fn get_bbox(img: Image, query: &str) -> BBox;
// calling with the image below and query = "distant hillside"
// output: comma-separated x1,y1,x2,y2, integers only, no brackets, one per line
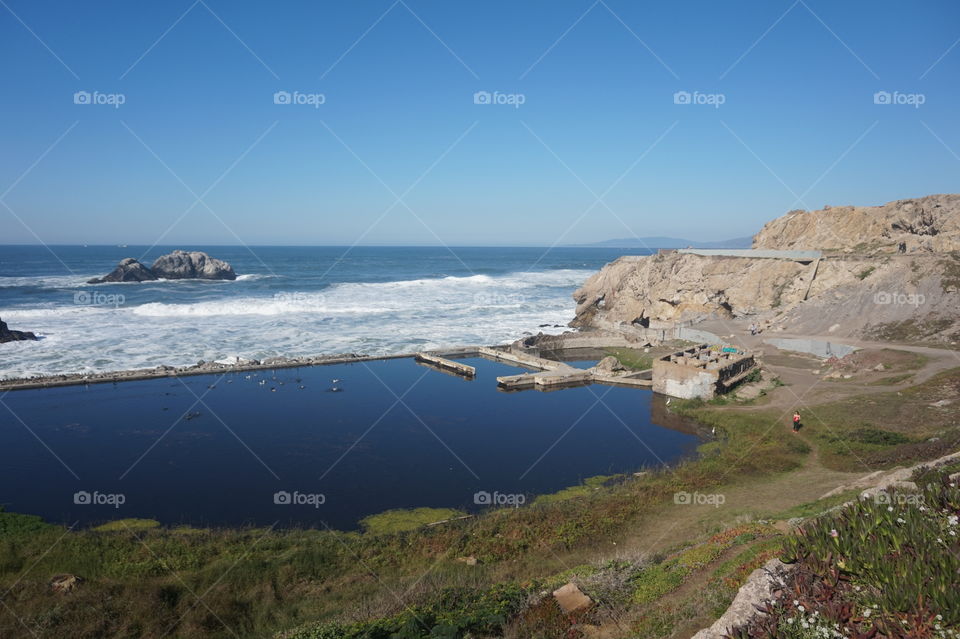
573,236,753,249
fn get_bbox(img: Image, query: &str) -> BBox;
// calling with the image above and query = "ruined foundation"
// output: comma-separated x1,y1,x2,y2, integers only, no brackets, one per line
652,344,757,400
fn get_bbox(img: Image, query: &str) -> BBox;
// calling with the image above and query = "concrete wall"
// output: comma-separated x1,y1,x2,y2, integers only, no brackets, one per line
653,359,719,399
675,327,723,344
763,338,858,359
676,249,823,261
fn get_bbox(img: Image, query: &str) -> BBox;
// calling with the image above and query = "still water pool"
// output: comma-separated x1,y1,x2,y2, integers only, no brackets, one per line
0,357,701,529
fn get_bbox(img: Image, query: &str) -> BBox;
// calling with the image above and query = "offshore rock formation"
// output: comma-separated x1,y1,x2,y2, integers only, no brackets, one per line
150,250,236,280
88,251,236,284
87,258,158,283
573,195,960,344
0,317,38,343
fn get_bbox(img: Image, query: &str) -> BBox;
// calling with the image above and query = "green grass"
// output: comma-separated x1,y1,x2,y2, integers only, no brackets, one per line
803,367,960,471
856,266,876,280
604,347,654,370
769,489,861,521
359,507,465,535
531,473,626,505
92,518,160,532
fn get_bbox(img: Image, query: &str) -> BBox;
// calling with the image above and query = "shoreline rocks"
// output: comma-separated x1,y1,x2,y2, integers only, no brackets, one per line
87,250,237,284
0,317,38,343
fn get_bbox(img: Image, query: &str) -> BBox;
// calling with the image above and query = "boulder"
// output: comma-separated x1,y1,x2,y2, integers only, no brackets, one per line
691,559,793,639
552,582,592,614
87,257,158,284
49,574,84,595
151,250,236,280
0,317,38,343
593,355,626,373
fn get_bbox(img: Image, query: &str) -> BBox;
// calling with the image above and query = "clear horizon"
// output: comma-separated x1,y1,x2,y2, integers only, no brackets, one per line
3,1,959,247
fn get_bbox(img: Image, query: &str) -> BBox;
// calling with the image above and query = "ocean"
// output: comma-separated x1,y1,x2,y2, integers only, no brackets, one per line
0,245,637,379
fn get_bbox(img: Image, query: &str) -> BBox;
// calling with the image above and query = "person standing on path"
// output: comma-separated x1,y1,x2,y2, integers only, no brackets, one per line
792,411,801,433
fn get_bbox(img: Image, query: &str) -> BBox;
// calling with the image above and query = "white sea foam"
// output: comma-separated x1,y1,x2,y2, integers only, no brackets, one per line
0,268,593,379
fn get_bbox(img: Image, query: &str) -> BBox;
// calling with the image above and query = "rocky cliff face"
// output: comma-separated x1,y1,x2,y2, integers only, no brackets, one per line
572,195,960,344
753,194,960,253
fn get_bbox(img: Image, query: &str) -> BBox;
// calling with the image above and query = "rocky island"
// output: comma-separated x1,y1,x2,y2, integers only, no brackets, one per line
0,316,37,343
87,250,236,284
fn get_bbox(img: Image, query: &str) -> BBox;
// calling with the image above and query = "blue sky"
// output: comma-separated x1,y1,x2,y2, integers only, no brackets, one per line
1,0,958,245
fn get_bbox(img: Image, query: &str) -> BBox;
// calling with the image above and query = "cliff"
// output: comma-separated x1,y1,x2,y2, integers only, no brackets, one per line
572,195,960,344
753,193,960,253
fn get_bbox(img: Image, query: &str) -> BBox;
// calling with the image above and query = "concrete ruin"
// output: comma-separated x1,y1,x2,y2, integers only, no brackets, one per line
652,344,757,400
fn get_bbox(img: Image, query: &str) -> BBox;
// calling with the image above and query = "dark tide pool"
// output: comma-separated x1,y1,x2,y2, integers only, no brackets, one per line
0,357,701,530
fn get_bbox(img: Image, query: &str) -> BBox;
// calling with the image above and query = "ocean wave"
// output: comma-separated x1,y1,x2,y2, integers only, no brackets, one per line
0,267,592,378
126,269,593,318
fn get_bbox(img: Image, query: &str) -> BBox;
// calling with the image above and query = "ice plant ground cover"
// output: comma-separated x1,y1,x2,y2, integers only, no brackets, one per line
730,466,960,638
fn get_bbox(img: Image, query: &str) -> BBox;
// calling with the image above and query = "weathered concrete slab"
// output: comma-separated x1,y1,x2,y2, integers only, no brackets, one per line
478,346,565,371
414,353,476,378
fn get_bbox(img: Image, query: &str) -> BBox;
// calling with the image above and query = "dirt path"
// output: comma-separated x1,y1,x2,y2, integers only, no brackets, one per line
613,440,858,560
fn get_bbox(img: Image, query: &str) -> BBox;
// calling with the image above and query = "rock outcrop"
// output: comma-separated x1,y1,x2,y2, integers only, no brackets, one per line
690,559,794,639
0,317,38,343
87,258,158,284
753,193,960,253
150,250,236,280
87,251,237,284
572,194,960,345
